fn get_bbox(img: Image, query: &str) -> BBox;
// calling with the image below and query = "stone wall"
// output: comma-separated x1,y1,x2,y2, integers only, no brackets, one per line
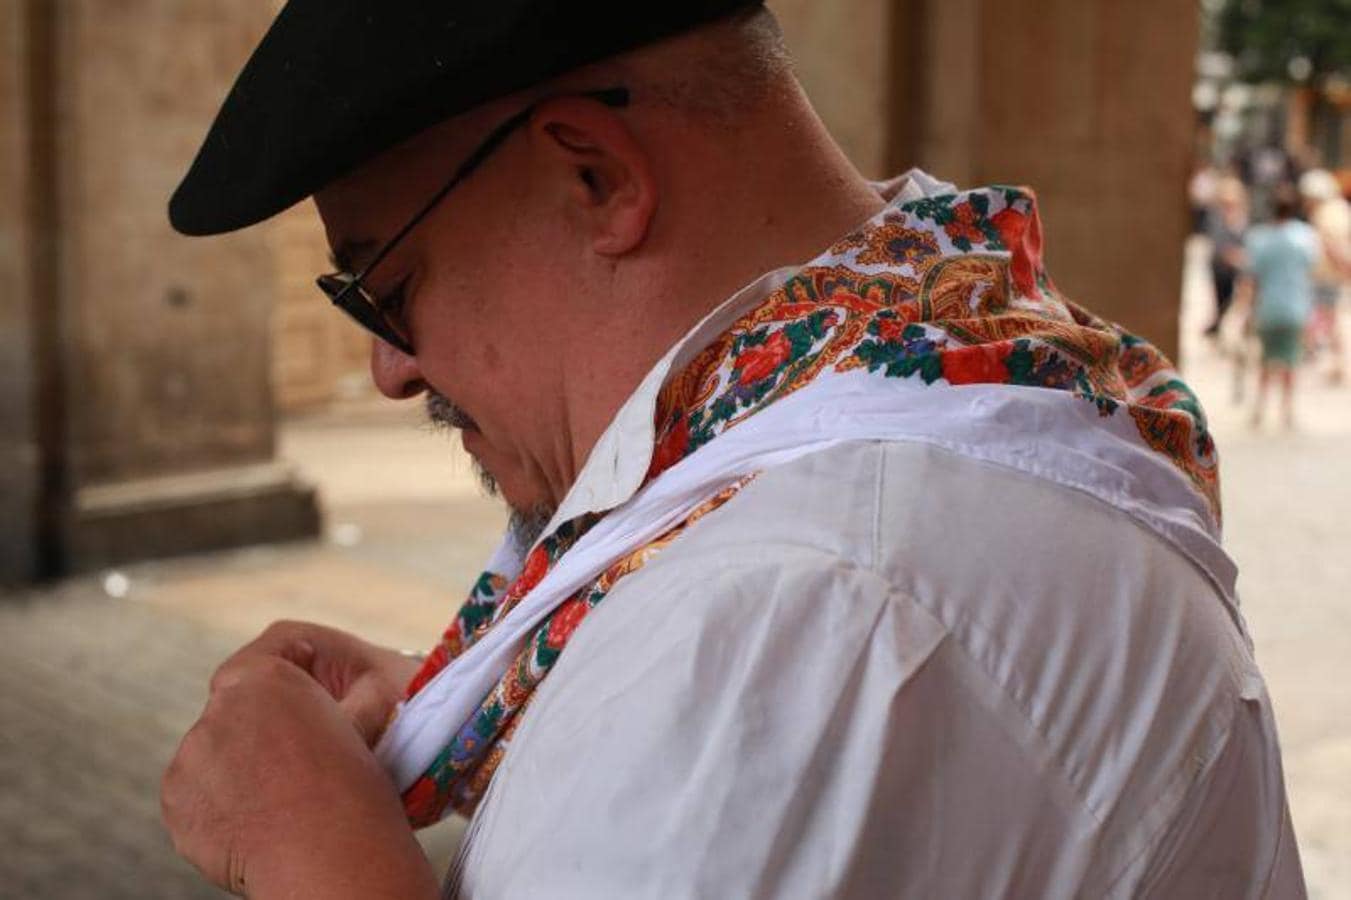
60,0,319,570
0,0,42,582
272,200,371,412
927,0,1196,357
56,1,280,483
2,0,319,581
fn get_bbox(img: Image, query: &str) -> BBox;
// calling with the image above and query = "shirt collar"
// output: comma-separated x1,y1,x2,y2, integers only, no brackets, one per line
546,169,958,529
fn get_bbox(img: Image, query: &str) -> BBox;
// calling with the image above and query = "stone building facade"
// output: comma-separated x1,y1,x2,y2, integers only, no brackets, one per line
0,0,1197,583
776,0,1197,355
2,0,319,583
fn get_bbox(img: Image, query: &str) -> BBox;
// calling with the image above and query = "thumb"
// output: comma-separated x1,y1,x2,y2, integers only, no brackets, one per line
338,673,399,747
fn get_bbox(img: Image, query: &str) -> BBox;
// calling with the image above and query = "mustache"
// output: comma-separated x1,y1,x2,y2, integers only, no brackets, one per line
424,389,498,497
424,390,478,431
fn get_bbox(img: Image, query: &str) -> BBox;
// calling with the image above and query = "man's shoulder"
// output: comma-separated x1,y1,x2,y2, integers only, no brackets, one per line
461,440,1277,898
634,437,1221,604
584,437,1245,713
610,434,1251,743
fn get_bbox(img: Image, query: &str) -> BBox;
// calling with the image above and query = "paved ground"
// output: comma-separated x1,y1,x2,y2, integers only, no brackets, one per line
1,239,1347,898
0,403,502,899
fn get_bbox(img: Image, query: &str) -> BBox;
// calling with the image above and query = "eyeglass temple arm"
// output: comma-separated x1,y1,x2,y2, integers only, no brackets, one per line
351,87,631,284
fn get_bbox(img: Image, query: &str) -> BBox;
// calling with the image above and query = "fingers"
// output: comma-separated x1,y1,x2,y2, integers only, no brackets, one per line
212,620,363,698
339,673,399,746
243,619,328,671
336,647,424,746
209,620,314,693
162,646,398,896
207,620,418,747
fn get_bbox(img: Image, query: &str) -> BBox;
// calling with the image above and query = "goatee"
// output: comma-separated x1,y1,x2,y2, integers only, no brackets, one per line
425,389,555,553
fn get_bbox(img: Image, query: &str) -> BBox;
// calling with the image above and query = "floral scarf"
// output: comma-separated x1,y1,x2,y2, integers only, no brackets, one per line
391,179,1217,827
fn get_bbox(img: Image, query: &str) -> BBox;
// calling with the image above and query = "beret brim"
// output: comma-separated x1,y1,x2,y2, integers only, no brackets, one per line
169,0,764,236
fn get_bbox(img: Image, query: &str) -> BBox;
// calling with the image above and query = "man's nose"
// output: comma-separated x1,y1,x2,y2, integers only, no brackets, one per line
370,338,426,399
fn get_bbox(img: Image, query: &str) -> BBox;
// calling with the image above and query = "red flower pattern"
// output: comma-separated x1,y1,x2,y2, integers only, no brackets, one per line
990,206,1043,298
545,597,590,648
648,414,691,479
405,642,451,697
944,202,985,244
733,330,792,386
876,317,906,343
941,342,1013,385
517,545,550,591
402,777,440,822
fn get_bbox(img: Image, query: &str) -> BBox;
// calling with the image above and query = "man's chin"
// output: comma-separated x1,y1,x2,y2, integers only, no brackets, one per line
467,459,554,554
426,391,555,551
507,506,554,555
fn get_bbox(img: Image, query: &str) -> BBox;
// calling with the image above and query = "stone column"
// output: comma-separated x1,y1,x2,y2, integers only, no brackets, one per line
2,0,318,581
898,0,1197,357
773,0,1197,358
925,0,1195,358
770,0,894,178
271,201,372,412
0,0,47,583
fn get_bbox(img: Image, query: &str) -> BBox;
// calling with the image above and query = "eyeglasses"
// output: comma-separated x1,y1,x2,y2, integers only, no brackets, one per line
316,86,632,356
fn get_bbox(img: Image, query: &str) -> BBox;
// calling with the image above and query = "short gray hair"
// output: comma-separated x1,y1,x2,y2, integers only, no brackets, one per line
638,7,792,120
545,7,793,125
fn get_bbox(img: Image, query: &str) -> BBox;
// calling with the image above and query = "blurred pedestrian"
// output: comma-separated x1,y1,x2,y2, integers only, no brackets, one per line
1299,168,1351,383
1205,174,1249,337
1188,160,1218,234
1242,188,1320,428
1237,140,1298,222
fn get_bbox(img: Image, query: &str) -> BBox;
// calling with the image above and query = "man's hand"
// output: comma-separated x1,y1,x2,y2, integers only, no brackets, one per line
161,622,437,898
229,620,424,745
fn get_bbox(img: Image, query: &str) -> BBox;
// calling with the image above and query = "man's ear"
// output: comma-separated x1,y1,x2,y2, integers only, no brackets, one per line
529,97,658,257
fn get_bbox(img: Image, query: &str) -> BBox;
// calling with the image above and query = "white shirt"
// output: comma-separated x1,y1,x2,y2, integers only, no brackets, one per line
438,173,1304,898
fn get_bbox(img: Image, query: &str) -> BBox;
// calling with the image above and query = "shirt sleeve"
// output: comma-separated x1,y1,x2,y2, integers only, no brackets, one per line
451,543,1104,899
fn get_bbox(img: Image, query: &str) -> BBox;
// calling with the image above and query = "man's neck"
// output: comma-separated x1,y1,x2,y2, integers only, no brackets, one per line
667,88,886,317
555,83,886,505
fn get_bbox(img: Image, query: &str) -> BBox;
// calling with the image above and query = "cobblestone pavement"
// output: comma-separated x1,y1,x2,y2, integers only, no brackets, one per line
0,589,240,899
0,402,496,900
1,240,1347,898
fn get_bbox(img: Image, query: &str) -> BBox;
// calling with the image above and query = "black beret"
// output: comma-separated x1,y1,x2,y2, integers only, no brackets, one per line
169,0,765,236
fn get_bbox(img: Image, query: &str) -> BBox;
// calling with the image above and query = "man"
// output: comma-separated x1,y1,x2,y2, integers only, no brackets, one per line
161,3,1305,897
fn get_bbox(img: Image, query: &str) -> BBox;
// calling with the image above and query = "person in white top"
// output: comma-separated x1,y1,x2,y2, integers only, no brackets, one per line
1299,169,1351,383
160,4,1305,898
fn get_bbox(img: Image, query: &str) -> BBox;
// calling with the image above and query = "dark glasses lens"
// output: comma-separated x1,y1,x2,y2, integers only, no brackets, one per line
316,273,414,355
